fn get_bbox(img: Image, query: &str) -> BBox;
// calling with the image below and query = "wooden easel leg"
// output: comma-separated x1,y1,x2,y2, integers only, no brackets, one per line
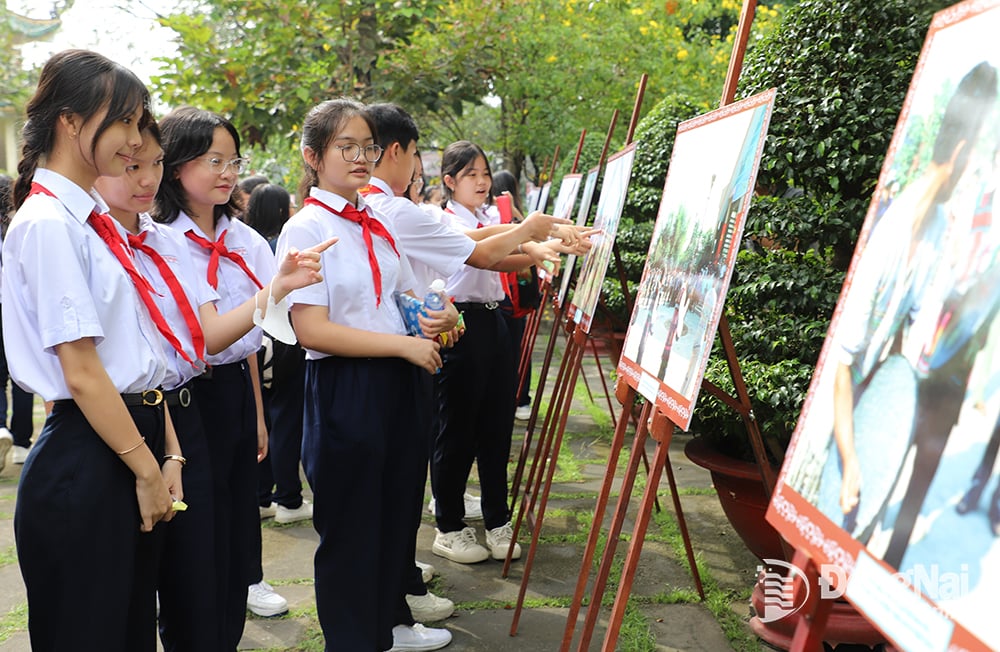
510,338,586,630
575,404,652,652
558,388,637,651
509,308,566,510
788,549,831,652
507,331,577,577
600,438,670,652
662,446,705,599
589,337,617,430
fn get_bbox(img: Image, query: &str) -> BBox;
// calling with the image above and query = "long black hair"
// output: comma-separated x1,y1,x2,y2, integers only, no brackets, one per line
14,49,151,209
244,183,291,241
153,106,243,224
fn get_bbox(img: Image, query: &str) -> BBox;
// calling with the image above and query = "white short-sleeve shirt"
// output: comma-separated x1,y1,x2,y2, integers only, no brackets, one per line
276,187,415,360
128,213,219,389
1,168,168,400
440,201,505,303
364,177,475,295
167,211,277,365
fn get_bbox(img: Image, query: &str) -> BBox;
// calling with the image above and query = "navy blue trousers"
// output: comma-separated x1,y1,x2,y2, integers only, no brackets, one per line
303,356,424,652
14,400,165,652
257,342,307,510
157,383,220,652
193,361,259,650
433,307,516,533
0,304,35,447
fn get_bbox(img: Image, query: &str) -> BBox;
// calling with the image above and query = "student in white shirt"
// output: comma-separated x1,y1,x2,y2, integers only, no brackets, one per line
153,106,288,649
5,49,179,652
278,97,451,652
96,122,329,651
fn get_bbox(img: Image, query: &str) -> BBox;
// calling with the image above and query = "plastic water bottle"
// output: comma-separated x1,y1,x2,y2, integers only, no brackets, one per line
423,279,446,312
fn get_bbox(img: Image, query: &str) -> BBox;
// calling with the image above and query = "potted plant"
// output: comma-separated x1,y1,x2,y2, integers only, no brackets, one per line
681,0,955,648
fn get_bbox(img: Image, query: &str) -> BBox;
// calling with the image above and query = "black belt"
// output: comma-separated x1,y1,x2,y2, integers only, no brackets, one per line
454,301,500,311
164,385,193,408
54,388,164,408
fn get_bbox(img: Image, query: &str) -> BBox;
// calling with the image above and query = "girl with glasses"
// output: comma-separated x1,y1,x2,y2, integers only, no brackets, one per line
152,106,293,649
277,98,444,651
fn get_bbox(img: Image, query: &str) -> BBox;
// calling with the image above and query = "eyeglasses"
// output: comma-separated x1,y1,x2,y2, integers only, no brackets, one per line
199,156,250,175
334,143,383,163
408,177,425,191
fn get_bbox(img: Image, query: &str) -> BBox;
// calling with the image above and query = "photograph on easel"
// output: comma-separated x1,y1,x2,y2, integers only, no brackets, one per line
618,90,776,429
558,166,600,308
770,2,1000,650
569,145,637,333
539,172,582,285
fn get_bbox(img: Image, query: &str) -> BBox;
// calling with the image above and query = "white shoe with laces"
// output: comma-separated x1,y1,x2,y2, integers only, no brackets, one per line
388,623,452,651
432,527,489,564
405,591,454,622
485,521,522,561
0,428,11,474
275,499,313,524
247,580,288,617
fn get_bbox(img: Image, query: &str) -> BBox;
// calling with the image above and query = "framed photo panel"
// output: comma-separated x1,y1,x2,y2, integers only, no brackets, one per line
558,166,600,307
540,173,583,284
618,89,776,429
768,2,1000,650
569,145,637,333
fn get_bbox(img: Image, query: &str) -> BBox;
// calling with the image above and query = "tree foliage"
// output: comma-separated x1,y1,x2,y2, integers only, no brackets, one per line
152,0,449,149
690,0,954,461
152,0,780,183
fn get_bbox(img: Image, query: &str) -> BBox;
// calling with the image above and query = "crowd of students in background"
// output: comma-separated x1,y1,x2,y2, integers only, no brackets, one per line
0,49,591,652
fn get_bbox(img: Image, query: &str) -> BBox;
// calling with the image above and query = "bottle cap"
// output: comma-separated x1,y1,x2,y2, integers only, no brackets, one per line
430,279,445,293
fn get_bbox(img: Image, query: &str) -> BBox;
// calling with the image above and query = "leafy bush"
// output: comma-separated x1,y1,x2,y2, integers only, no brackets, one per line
689,0,950,462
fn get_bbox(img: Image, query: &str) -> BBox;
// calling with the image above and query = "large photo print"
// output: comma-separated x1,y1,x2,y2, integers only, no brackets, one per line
770,3,1000,650
619,90,775,429
570,145,636,333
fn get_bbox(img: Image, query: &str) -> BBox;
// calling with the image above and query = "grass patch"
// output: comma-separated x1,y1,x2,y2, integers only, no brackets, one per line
0,545,17,569
617,602,658,652
551,445,585,484
0,602,27,643
650,506,762,652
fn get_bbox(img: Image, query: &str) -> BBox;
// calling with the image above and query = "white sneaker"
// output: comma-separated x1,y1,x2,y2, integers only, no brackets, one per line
275,500,313,524
0,428,12,474
388,623,452,651
514,405,531,421
405,591,454,622
415,559,436,584
462,493,483,521
432,527,489,564
247,580,288,617
485,521,521,561
12,445,29,465
427,493,483,521
259,502,277,520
